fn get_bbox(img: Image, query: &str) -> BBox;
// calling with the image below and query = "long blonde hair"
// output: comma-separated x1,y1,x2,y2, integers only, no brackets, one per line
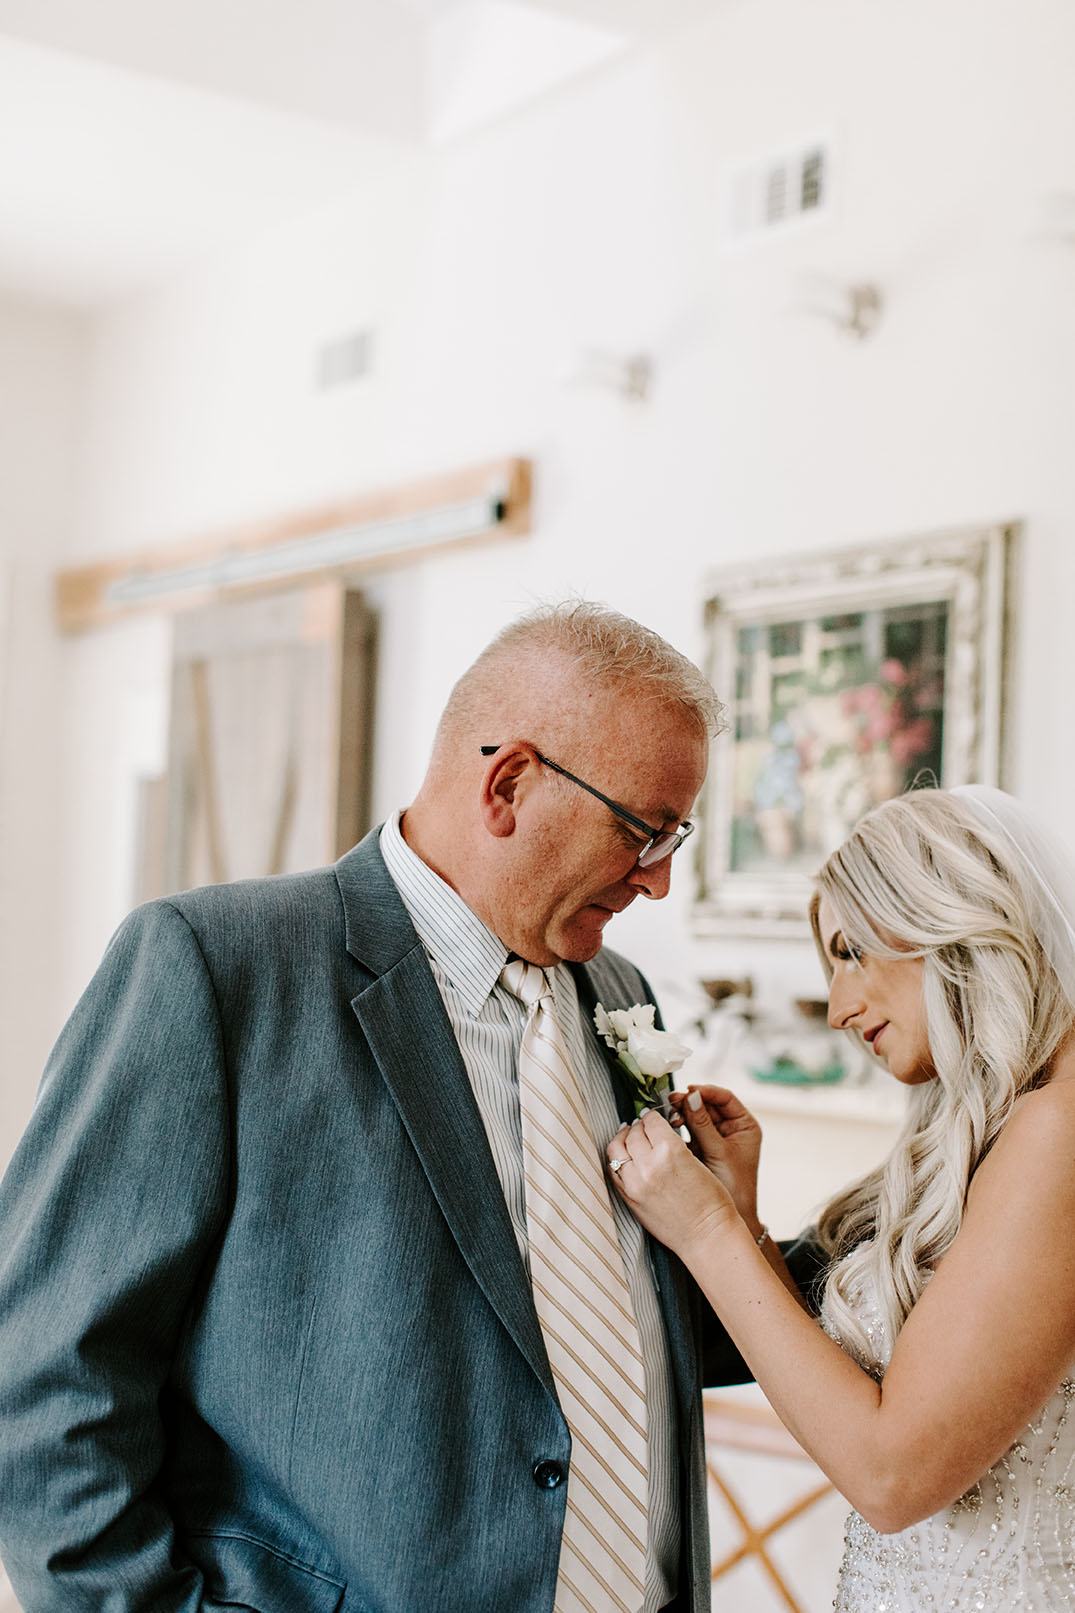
811,788,1074,1365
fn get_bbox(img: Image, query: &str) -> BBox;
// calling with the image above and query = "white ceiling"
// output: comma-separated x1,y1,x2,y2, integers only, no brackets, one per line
0,0,711,309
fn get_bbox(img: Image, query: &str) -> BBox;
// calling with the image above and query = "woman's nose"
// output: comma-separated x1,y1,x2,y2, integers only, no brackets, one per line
828,979,866,1030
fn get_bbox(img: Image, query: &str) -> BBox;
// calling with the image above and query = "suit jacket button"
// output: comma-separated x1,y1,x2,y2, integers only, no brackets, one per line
533,1459,565,1489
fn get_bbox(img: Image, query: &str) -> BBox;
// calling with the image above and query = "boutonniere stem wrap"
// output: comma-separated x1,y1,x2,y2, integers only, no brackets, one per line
594,1002,692,1120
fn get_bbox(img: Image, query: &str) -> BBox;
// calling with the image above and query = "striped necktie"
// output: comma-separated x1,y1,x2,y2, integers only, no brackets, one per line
500,958,648,1613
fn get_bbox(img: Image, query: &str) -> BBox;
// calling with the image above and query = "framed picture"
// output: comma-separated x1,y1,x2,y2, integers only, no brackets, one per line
695,524,1018,936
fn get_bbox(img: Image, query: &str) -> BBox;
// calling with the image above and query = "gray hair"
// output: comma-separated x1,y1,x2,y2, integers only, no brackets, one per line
811,787,1074,1366
436,599,726,752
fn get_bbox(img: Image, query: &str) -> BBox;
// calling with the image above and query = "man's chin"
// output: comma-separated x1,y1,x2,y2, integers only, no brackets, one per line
557,936,604,964
556,909,614,963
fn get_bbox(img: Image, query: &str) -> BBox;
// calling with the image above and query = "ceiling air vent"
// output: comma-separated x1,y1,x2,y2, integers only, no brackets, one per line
726,141,832,243
316,328,374,390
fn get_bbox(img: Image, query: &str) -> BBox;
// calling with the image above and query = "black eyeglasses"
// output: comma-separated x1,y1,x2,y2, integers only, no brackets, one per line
480,745,694,868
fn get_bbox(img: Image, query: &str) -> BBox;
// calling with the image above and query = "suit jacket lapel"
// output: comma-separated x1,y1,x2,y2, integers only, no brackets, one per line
569,960,638,1125
336,833,555,1400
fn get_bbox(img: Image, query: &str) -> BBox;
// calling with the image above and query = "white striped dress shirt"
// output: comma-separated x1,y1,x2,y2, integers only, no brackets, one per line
380,812,679,1612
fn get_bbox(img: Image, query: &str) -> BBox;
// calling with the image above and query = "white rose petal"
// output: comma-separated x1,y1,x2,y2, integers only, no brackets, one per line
604,1009,631,1043
626,1024,692,1078
606,1004,655,1044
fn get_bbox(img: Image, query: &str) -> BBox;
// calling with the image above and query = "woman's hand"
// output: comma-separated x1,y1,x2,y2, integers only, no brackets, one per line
606,1111,741,1259
667,1085,763,1236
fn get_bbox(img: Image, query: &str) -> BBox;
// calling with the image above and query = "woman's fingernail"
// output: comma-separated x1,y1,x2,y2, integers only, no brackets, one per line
688,1090,703,1111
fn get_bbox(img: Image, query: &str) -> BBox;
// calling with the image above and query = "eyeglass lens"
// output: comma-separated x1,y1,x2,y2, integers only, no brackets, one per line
636,827,691,868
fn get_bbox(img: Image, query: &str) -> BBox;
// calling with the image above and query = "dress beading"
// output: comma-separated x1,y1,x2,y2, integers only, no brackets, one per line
821,1261,1075,1610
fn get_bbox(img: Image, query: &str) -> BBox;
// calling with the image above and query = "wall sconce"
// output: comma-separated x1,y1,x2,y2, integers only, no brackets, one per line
788,273,884,340
561,348,653,400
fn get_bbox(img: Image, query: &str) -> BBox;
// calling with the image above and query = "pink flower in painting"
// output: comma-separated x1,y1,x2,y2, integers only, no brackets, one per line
889,717,934,766
865,710,896,743
835,660,936,780
815,651,938,819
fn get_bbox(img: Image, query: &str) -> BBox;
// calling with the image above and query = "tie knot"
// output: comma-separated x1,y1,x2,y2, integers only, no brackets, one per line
499,957,552,1011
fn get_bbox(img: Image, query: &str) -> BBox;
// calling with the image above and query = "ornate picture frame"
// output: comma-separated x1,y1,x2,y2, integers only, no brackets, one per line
694,523,1018,937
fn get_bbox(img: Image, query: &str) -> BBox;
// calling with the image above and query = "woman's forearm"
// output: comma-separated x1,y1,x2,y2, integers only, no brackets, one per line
749,1224,813,1309
679,1218,915,1529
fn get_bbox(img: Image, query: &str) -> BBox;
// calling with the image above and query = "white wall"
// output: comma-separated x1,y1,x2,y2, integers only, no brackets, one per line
0,298,86,1151
5,0,1075,1223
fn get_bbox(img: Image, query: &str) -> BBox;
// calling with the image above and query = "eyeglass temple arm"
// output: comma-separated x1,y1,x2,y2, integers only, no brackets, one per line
479,744,660,838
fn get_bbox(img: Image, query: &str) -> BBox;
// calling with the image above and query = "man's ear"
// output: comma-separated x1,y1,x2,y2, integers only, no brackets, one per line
479,744,537,839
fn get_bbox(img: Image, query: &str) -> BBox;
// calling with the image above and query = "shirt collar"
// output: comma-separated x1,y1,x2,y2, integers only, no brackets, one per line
379,811,509,1016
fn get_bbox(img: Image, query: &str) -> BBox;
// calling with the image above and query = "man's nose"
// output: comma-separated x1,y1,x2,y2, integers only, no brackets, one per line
627,853,674,901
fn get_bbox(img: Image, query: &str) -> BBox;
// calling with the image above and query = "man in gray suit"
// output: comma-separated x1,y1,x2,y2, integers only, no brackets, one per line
0,601,812,1612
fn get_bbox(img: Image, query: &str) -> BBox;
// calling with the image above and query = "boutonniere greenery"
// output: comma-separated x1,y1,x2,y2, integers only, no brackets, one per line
594,1002,692,1120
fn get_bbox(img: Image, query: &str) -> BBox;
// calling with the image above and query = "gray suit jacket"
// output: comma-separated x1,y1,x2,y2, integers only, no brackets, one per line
0,830,802,1612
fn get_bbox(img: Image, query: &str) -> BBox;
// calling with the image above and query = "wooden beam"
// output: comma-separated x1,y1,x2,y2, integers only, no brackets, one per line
56,456,531,633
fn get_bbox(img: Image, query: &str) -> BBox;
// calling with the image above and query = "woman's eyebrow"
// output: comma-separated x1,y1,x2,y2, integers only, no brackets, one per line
828,929,844,957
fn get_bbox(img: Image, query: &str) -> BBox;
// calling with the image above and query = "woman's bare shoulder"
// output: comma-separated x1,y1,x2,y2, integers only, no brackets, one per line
975,1073,1075,1197
1011,1064,1075,1128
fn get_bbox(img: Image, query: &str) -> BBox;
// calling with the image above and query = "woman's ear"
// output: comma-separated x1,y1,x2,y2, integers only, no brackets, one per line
479,743,537,839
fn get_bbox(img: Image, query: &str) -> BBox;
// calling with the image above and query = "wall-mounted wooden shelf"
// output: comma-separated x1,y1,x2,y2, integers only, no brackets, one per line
56,456,531,633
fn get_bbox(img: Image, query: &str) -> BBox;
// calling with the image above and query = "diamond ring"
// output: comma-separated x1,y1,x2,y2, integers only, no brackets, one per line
608,1157,629,1174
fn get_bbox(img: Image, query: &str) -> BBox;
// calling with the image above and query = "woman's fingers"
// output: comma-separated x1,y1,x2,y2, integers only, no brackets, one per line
606,1124,633,1195
702,1085,758,1129
607,1121,631,1158
606,1114,682,1194
627,1111,671,1157
668,1089,726,1162
670,1084,758,1136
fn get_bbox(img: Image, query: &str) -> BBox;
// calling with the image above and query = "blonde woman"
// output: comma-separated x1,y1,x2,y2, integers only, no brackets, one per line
608,785,1075,1611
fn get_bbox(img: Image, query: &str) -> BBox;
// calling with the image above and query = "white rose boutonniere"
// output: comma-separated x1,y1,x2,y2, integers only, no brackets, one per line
594,1002,693,1119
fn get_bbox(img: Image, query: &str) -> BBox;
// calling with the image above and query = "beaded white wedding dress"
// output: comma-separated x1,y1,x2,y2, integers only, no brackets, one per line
822,1268,1075,1610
